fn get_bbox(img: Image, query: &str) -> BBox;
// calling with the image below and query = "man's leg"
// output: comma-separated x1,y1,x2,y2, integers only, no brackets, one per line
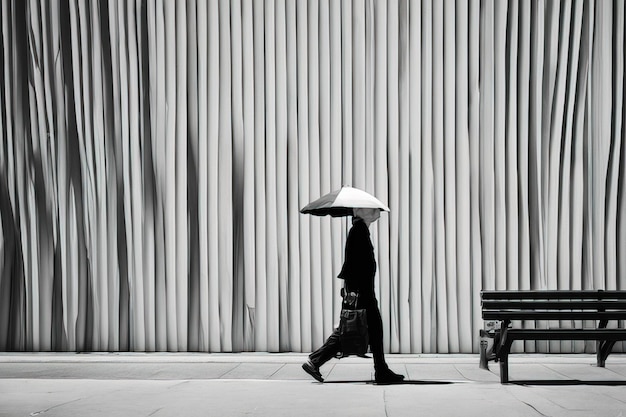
309,328,342,367
366,303,405,383
365,303,386,369
303,329,342,382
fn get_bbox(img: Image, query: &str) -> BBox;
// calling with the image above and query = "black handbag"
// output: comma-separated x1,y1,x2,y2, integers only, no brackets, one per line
338,288,369,357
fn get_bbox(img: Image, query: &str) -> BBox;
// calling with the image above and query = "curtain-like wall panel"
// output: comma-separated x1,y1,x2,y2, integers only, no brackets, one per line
1,0,625,354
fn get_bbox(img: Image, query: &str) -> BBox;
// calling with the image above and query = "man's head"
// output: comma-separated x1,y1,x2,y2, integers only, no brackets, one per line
353,208,381,227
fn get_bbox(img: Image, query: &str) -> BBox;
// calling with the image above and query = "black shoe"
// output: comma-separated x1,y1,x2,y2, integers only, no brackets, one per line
375,368,405,384
302,360,324,382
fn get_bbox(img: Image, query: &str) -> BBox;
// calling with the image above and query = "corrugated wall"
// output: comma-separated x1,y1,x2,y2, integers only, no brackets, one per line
0,0,624,353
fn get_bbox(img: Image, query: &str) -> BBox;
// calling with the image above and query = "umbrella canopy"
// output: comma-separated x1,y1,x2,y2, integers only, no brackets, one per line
300,186,390,217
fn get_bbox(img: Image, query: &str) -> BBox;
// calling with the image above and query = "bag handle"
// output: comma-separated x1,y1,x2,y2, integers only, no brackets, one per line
341,281,359,309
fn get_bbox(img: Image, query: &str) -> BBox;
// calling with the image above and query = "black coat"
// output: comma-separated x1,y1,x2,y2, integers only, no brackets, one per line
337,219,376,301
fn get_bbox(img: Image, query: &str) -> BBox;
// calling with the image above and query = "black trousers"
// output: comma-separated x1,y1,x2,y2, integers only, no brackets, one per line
308,298,387,370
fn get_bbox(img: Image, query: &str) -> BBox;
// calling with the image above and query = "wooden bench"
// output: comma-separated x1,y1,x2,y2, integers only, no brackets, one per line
480,290,626,383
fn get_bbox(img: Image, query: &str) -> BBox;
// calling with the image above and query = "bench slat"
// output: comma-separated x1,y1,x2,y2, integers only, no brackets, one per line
481,290,626,300
482,300,626,310
507,328,626,341
482,310,626,320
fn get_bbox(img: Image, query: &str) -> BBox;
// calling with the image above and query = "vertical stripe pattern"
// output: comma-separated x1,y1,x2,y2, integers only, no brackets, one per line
0,0,625,353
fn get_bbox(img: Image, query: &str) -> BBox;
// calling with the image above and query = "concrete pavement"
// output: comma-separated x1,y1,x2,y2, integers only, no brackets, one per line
1,353,626,416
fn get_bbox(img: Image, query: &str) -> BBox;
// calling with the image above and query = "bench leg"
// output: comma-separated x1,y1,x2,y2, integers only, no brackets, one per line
499,356,509,383
479,330,490,370
480,340,489,369
498,339,513,384
597,341,616,367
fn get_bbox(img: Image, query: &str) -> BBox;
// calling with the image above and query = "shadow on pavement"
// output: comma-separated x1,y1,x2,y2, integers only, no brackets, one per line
510,380,626,386
323,380,455,385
